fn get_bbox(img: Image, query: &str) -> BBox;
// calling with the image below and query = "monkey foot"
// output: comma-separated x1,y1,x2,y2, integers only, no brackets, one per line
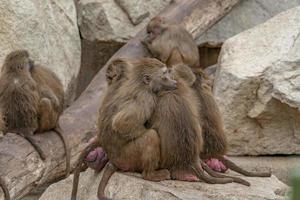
85,147,108,172
205,157,228,173
171,169,199,182
143,169,171,181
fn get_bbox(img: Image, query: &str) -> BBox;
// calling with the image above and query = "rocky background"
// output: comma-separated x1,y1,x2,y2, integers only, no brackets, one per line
0,0,300,199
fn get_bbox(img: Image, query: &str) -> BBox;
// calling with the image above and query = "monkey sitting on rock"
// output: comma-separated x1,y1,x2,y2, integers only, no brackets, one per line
143,16,271,178
72,58,178,200
0,50,70,200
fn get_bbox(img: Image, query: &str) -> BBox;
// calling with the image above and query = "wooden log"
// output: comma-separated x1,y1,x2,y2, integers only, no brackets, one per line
0,0,240,199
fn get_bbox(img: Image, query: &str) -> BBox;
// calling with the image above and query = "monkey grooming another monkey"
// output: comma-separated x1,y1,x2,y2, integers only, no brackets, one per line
148,63,233,184
143,17,271,178
0,50,70,177
72,58,177,200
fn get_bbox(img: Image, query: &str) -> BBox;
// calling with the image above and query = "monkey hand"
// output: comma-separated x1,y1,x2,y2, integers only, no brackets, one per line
85,147,108,172
205,157,228,173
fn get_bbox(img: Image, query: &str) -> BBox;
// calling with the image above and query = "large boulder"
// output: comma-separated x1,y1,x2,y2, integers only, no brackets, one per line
0,0,81,104
77,0,171,42
196,0,300,46
214,6,300,155
75,0,171,96
39,169,288,200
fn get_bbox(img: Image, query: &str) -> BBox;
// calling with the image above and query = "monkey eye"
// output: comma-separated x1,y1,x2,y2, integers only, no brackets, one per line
143,75,151,84
161,76,167,81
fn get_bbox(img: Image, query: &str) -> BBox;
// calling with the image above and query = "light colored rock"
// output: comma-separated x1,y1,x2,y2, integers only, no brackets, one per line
77,0,171,42
115,0,149,25
230,156,300,185
196,0,300,46
0,0,81,104
39,168,288,200
214,6,300,155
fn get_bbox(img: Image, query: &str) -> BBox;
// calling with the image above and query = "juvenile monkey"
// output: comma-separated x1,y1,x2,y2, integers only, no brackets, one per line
143,17,271,178
72,58,177,200
143,16,199,68
0,50,70,176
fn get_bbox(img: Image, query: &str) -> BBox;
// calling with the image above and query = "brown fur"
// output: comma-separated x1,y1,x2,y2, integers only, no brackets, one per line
144,18,271,179
0,50,70,176
72,58,177,200
192,69,227,158
143,17,199,68
148,64,233,184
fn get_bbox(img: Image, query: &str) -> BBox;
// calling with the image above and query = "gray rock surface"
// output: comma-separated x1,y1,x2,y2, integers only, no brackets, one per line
214,6,300,155
39,168,288,200
197,0,300,46
77,0,171,42
0,0,81,104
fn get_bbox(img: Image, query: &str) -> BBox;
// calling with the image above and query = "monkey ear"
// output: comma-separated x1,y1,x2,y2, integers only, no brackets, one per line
143,75,151,85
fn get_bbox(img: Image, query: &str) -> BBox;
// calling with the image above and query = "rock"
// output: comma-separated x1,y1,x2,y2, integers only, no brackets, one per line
0,0,81,105
77,0,171,42
75,0,170,97
196,0,300,46
230,156,300,185
115,0,149,25
75,40,123,97
214,6,300,155
39,169,288,200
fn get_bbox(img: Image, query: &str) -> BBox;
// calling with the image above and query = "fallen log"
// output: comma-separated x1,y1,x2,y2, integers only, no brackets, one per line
0,0,240,199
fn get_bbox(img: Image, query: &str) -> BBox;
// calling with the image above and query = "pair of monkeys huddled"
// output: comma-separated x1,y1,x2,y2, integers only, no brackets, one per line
0,50,70,200
71,17,271,200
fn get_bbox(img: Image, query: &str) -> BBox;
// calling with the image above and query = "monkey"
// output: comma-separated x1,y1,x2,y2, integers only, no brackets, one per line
147,63,248,185
143,17,271,178
0,50,70,177
30,60,70,177
143,16,199,68
71,58,178,200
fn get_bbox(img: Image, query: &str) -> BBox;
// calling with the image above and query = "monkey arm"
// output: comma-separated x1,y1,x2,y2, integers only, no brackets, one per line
112,103,151,139
39,86,60,109
173,63,196,86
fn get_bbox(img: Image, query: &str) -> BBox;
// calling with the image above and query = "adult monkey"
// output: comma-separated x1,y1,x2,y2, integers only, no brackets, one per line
71,58,178,200
143,16,271,177
0,50,70,175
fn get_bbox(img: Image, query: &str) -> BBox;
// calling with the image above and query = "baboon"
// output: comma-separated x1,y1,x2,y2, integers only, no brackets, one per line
0,50,70,177
143,16,199,68
143,17,271,178
72,58,177,200
148,63,242,184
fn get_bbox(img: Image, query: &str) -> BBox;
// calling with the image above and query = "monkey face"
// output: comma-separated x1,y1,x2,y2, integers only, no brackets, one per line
2,50,32,74
146,17,166,41
148,67,177,93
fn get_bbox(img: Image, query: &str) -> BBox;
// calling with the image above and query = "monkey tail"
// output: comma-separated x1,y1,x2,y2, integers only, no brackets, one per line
71,141,99,200
23,135,46,160
53,126,71,178
0,176,10,200
217,156,271,177
200,161,250,186
191,159,233,184
97,162,117,200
